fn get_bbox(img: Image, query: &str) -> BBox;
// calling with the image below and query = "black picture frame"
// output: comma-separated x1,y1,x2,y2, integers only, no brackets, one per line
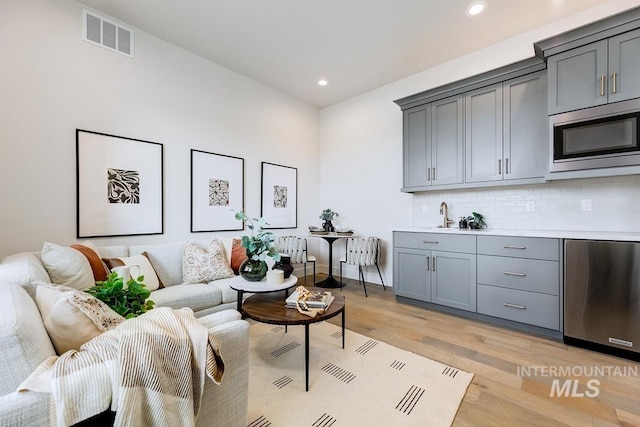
76,129,164,238
190,149,245,232
260,162,297,229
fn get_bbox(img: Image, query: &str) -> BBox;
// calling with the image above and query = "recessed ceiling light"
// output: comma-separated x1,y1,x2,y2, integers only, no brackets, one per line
466,1,487,16
318,79,328,86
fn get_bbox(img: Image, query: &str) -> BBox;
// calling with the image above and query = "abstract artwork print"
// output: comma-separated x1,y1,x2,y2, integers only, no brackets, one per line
273,185,287,208
209,179,230,206
107,168,140,204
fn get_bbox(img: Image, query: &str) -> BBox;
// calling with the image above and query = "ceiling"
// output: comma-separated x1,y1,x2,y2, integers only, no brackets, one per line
78,0,618,108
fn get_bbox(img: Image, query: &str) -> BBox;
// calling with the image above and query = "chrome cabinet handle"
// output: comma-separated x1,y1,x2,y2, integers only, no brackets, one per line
505,158,509,174
432,257,436,272
422,240,439,244
600,75,605,96
504,245,526,250
498,159,502,174
612,72,617,94
427,167,431,181
433,167,436,181
504,302,526,310
426,256,430,271
504,272,526,277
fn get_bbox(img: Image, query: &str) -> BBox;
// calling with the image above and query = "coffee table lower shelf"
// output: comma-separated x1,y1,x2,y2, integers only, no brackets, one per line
241,289,345,391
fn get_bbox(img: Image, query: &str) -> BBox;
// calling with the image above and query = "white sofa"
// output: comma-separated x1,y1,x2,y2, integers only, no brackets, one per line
0,238,251,426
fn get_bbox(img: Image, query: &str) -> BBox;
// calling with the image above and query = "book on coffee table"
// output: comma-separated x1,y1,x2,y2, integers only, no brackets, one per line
285,289,334,309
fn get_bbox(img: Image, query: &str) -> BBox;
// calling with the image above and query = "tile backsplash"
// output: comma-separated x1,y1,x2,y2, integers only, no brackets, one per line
412,175,640,233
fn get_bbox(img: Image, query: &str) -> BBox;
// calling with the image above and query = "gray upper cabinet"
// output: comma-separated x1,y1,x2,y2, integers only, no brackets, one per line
465,83,503,183
431,96,464,185
402,96,463,189
403,105,430,188
503,72,548,180
465,71,547,183
547,28,640,115
608,29,640,104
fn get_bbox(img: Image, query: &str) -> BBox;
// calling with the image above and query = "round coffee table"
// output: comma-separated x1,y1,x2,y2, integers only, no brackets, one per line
242,288,346,391
229,274,298,312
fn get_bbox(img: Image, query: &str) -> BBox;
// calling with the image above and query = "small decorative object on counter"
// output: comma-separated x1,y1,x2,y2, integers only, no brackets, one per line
234,211,281,281
458,217,468,229
272,254,294,278
319,209,339,232
465,212,487,229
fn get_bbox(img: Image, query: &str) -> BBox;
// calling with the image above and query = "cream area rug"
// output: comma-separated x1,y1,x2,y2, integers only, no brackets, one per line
247,321,473,426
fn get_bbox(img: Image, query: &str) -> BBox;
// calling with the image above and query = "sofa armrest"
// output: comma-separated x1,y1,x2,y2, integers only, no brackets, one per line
197,309,242,330
196,319,250,427
0,390,50,426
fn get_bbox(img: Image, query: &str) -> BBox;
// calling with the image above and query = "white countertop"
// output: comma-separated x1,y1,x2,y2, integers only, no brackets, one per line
392,227,640,242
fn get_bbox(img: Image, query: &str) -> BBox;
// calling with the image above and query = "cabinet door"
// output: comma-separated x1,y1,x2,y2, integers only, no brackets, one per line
393,248,430,301
465,83,503,183
608,28,640,104
431,96,463,185
431,251,476,312
547,40,608,114
403,105,431,188
503,71,548,180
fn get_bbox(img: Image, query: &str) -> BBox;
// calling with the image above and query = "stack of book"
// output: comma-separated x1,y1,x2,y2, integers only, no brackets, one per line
285,289,334,310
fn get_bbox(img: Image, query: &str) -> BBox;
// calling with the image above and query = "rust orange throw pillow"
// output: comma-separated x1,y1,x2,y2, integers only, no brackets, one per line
231,238,248,275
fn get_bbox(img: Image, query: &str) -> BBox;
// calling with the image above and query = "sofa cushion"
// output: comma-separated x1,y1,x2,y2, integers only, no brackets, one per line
41,242,94,290
129,243,184,287
0,285,56,395
209,277,241,304
150,284,223,313
34,282,124,354
0,252,51,295
183,240,234,284
102,253,163,291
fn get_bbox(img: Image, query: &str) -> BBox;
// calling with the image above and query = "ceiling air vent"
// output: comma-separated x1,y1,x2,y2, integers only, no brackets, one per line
82,9,134,58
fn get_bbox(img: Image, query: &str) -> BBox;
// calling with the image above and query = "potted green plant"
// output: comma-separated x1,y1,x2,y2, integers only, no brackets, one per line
319,209,339,232
85,272,155,319
234,211,281,281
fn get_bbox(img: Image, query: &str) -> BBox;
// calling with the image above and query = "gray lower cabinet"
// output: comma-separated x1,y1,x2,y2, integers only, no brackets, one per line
476,235,561,331
393,232,561,332
548,28,640,115
393,232,476,312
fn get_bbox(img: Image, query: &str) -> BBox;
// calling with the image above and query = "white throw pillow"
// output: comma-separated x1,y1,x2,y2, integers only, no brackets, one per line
34,281,124,354
102,254,162,291
183,239,235,284
41,242,95,290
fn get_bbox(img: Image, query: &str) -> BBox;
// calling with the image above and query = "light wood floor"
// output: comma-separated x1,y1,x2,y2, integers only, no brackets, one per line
307,274,640,427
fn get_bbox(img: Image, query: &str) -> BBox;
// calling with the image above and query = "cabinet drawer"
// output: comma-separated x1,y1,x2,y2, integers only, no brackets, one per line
477,284,559,330
477,255,559,295
394,232,475,253
477,235,559,260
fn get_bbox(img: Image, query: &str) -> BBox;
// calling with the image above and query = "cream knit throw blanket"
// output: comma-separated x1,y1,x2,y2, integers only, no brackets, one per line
20,307,224,427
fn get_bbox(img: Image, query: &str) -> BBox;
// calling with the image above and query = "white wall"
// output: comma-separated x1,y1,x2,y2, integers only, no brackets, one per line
320,0,640,286
0,0,321,260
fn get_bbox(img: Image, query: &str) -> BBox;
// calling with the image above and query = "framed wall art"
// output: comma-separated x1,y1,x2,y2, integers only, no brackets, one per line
261,162,297,229
191,149,244,232
76,129,164,238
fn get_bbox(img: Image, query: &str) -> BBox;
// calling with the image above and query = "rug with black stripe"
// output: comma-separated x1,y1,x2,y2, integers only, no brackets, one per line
247,321,473,426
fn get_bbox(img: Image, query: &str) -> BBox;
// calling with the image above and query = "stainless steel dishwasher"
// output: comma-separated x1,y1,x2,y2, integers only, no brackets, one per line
565,239,640,359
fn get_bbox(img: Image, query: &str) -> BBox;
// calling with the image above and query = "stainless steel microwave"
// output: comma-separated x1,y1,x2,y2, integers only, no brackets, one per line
550,98,640,172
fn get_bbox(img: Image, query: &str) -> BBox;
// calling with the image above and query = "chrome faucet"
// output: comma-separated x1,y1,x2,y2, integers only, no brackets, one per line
439,202,455,228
